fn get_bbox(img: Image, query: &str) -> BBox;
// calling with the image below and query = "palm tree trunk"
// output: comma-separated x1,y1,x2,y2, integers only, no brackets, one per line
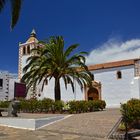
54,78,61,101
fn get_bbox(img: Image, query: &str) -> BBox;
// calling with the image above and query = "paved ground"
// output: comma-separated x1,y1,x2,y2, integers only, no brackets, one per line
0,109,121,140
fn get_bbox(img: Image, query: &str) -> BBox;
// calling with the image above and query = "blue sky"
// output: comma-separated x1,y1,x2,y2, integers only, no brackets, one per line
1,0,140,73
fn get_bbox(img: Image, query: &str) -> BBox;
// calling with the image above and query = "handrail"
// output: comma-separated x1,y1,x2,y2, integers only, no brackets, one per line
107,117,122,139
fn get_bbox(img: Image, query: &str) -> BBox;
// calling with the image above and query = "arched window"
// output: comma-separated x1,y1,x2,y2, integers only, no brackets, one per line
23,46,26,55
117,71,122,79
27,45,30,54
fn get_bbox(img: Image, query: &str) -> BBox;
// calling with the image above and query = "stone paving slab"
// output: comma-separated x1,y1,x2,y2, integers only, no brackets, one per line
43,108,121,139
0,108,121,140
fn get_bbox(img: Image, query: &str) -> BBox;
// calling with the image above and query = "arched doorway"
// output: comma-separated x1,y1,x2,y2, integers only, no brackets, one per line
84,81,101,101
87,87,99,100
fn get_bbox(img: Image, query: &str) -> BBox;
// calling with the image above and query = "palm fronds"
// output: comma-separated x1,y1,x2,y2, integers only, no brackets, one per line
22,36,94,100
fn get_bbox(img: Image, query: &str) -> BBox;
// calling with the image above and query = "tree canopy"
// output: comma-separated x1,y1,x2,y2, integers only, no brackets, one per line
22,36,94,100
0,0,22,29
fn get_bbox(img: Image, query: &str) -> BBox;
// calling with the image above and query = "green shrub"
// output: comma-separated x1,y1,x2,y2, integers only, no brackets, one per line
98,100,106,110
0,98,106,114
52,100,64,113
41,98,54,113
19,98,55,113
36,100,44,113
92,100,100,111
79,101,88,113
121,98,140,128
68,100,106,113
26,98,38,113
19,98,29,112
68,100,88,113
0,101,9,108
87,100,106,111
68,100,80,113
88,100,95,112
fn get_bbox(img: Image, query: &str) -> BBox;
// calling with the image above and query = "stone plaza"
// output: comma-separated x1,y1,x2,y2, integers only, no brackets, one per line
0,109,121,140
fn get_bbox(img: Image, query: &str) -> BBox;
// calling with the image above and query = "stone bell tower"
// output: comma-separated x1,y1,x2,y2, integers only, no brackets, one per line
18,29,42,98
18,29,38,80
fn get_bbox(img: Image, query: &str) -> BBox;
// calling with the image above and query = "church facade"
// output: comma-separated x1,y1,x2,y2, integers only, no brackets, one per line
18,30,140,107
89,59,140,107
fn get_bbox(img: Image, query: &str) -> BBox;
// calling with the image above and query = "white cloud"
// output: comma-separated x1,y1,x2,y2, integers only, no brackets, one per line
0,70,18,78
86,38,140,64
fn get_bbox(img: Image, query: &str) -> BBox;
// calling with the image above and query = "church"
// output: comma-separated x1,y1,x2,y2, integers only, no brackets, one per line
18,30,140,107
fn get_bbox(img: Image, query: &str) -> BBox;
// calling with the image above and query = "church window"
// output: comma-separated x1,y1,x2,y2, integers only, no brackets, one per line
27,45,30,54
23,46,26,55
117,71,122,79
0,79,3,88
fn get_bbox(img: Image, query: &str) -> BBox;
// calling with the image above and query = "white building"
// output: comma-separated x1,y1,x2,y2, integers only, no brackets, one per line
18,30,140,107
0,71,18,101
88,59,140,107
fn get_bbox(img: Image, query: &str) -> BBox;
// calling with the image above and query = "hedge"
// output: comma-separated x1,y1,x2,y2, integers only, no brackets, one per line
0,98,106,114
68,100,106,113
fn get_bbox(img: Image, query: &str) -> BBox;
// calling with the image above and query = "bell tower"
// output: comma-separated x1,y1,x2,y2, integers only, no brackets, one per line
18,29,44,99
18,29,39,80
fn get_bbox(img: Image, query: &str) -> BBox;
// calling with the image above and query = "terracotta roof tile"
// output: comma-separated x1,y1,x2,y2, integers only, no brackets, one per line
88,58,140,71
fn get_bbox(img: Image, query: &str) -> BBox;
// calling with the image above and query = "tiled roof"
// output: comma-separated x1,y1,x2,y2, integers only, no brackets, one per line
88,58,140,71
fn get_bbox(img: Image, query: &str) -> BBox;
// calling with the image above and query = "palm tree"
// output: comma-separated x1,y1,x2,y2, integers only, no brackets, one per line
21,36,94,101
0,0,22,29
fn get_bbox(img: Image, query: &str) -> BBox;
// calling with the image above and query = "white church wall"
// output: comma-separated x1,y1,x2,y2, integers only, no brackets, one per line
42,78,84,101
60,80,84,101
21,55,29,77
42,79,55,99
92,65,134,107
